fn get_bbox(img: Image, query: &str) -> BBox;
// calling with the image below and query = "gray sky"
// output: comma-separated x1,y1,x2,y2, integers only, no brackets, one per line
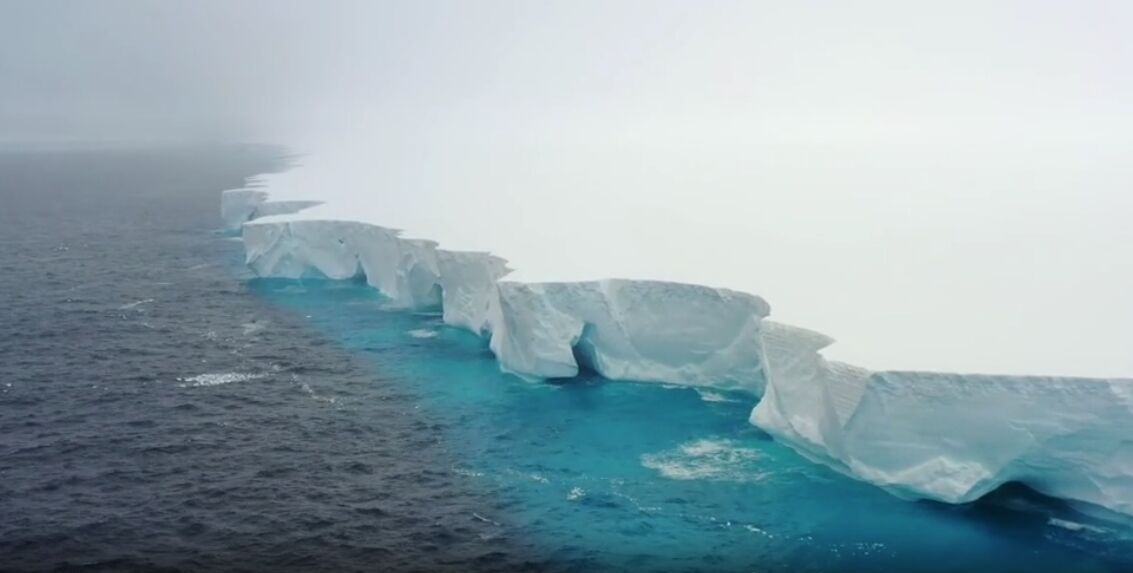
4,1,1130,144
3,1,1131,376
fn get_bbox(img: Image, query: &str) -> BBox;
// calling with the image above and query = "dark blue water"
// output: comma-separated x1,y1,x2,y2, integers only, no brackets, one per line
0,148,542,573
3,147,1133,572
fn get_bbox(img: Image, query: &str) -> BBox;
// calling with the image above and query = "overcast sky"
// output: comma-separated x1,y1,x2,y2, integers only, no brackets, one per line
3,1,1130,144
3,1,1131,376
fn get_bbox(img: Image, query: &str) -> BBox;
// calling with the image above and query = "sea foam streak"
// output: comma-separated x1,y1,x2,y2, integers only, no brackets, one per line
641,438,766,482
179,372,266,387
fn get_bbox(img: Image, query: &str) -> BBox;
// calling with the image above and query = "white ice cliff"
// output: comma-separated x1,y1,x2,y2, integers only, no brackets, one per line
228,187,770,390
220,176,1133,517
221,187,321,232
489,280,768,390
752,321,1133,516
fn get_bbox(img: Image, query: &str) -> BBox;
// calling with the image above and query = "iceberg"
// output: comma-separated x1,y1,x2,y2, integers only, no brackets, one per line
221,170,1133,518
490,279,768,389
237,210,770,390
220,187,321,232
753,321,1133,516
220,188,266,231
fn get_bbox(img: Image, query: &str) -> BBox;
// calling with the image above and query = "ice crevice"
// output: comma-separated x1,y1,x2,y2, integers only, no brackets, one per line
221,175,1133,518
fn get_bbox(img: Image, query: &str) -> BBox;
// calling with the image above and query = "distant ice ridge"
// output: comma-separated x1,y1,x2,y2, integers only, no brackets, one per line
752,321,1133,516
220,187,322,232
221,174,1133,517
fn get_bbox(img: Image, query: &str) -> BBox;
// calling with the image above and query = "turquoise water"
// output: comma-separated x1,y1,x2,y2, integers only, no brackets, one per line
252,278,1133,572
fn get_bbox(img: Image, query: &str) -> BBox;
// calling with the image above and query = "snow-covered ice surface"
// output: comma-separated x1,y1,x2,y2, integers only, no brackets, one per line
220,187,321,233
227,138,1133,378
221,145,1133,518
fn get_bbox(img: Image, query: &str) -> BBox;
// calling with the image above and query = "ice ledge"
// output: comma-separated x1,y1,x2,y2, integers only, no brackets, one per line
221,187,322,232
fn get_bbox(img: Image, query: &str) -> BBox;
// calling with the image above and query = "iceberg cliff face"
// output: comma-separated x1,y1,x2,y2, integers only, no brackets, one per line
235,206,769,390
221,187,322,232
491,280,769,390
752,322,1133,515
221,177,1133,518
220,188,266,231
243,217,450,309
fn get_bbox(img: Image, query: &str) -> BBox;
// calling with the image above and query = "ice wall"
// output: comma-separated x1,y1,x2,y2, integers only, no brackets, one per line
220,187,321,232
752,322,1133,516
490,279,768,390
229,194,770,390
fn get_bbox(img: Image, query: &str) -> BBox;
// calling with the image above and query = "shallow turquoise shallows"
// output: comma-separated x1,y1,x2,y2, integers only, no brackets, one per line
252,278,1133,573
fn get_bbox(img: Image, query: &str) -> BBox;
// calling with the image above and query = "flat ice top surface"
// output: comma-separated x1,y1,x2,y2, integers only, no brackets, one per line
257,130,1133,379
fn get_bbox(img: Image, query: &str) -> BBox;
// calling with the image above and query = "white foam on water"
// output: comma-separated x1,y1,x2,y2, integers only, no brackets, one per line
696,388,738,403
744,524,774,538
641,438,766,482
294,375,337,404
453,466,484,478
242,321,267,336
471,512,501,526
178,372,266,387
406,329,439,339
566,487,586,501
119,298,154,310
1048,518,1108,534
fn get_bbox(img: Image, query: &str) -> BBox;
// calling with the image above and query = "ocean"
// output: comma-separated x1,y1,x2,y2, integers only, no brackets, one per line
1,146,1131,572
